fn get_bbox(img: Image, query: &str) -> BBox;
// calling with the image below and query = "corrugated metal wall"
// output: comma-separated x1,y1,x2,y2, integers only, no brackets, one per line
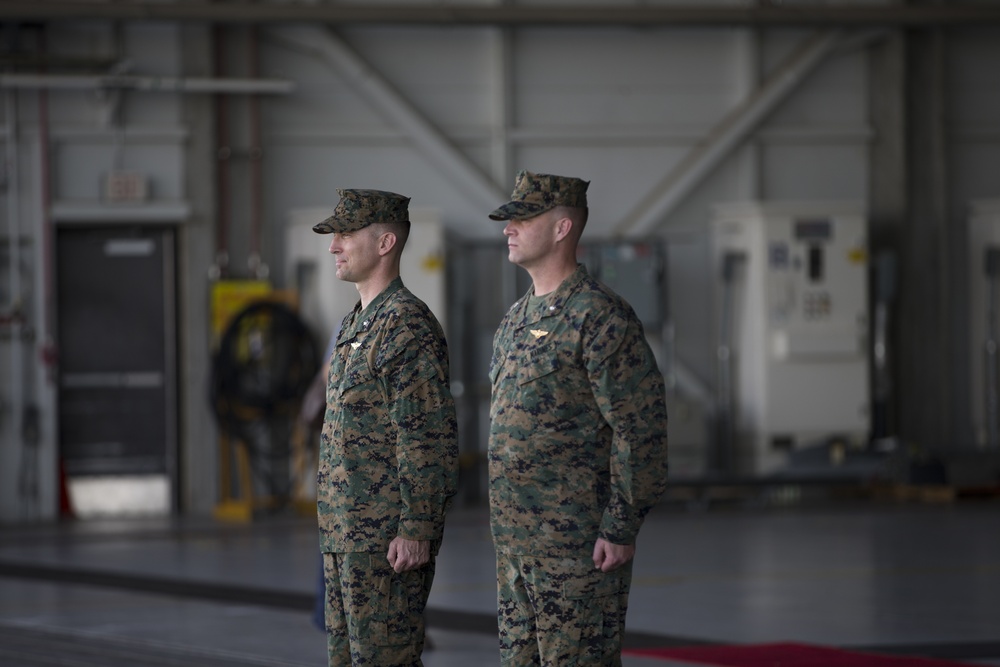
1,3,999,521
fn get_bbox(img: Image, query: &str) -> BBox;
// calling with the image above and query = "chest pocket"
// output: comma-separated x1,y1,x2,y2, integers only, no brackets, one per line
513,344,591,422
489,347,506,387
342,351,374,392
516,347,560,386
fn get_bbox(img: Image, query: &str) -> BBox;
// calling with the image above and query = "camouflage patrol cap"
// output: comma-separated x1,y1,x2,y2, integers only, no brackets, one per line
488,170,589,221
313,189,410,234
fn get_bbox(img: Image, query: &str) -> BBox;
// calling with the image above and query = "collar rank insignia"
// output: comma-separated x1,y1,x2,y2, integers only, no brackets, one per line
530,329,549,339
351,341,361,350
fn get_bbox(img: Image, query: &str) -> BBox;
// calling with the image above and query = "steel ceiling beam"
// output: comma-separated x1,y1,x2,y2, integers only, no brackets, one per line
290,26,506,213
0,2,999,26
615,29,846,238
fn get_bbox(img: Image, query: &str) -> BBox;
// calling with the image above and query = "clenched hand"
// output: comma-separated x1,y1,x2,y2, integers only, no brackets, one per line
387,537,430,573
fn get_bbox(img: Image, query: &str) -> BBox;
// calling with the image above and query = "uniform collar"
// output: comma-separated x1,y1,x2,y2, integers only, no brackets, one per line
351,276,404,333
514,264,588,329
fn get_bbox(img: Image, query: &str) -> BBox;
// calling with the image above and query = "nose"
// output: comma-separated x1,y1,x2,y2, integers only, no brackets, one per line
328,237,340,254
503,221,515,237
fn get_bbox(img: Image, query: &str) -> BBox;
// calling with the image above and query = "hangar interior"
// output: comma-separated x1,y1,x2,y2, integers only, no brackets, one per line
0,2,999,666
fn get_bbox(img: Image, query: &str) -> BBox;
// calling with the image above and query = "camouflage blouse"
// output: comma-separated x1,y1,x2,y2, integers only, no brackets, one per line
489,264,669,558
318,278,458,553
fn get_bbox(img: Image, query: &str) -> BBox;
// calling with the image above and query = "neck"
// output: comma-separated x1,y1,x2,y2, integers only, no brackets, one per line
356,265,400,310
527,257,577,297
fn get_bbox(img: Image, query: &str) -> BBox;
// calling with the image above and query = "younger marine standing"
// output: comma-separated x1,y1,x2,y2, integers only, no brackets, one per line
315,189,458,666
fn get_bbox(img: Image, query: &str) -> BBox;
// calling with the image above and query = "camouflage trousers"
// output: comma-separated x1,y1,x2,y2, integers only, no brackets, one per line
496,552,633,667
323,551,435,667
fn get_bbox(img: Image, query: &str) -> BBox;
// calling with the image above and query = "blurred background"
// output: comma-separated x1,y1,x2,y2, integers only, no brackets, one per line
2,0,999,524
2,3,1000,666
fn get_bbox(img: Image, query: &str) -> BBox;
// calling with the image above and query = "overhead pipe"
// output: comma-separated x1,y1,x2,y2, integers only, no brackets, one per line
212,25,232,280
38,30,58,520
0,73,294,94
985,247,1000,450
5,90,24,484
3,93,48,514
247,25,267,279
487,24,513,184
0,2,999,27
35,53,54,374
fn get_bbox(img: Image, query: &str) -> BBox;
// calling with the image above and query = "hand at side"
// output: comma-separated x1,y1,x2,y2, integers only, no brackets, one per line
592,538,635,573
387,537,430,573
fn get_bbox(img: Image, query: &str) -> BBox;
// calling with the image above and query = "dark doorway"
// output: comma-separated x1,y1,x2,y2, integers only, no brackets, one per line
56,226,177,512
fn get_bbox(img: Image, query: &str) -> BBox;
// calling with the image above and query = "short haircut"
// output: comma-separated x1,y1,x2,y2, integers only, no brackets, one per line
552,205,589,236
368,220,411,251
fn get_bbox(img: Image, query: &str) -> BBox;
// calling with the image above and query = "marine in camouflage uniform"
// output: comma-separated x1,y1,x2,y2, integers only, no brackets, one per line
488,171,669,666
314,189,459,667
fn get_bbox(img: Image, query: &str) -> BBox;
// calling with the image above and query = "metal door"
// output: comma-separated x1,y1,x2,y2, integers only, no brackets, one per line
56,227,177,506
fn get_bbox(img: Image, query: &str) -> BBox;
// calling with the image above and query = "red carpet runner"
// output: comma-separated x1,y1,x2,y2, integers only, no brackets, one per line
624,642,975,666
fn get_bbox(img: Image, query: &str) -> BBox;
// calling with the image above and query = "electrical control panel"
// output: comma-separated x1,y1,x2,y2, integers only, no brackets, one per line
711,202,870,474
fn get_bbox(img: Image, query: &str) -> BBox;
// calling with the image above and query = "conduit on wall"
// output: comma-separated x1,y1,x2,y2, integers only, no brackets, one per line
207,25,277,281
212,24,231,280
0,73,294,93
38,36,55,381
0,62,296,284
39,27,64,519
4,89,30,516
247,25,267,280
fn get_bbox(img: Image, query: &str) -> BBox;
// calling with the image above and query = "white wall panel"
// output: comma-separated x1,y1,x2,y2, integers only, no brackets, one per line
760,144,868,201
43,92,114,127
949,31,1000,127
123,23,182,76
47,22,114,62
5,5,1000,519
265,36,396,130
124,95,182,127
513,28,741,127
663,159,745,387
765,50,868,127
338,27,497,131
515,144,691,232
53,141,185,201
264,141,498,253
953,143,1000,206
948,30,1000,209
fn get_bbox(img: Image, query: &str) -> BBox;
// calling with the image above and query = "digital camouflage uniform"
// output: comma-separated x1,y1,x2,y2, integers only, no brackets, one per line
314,189,459,667
488,171,670,666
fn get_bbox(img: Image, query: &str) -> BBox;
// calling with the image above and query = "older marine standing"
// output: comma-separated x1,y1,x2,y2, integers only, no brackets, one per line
314,189,458,666
487,171,669,666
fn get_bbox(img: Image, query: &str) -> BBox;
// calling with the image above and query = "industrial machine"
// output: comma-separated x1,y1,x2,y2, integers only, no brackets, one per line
711,201,870,474
210,297,320,521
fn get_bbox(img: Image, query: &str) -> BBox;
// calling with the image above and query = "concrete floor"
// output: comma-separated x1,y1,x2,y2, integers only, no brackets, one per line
1,498,999,666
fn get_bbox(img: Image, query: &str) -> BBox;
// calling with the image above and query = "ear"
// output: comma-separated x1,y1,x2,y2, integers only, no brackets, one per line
377,231,398,257
553,215,573,243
